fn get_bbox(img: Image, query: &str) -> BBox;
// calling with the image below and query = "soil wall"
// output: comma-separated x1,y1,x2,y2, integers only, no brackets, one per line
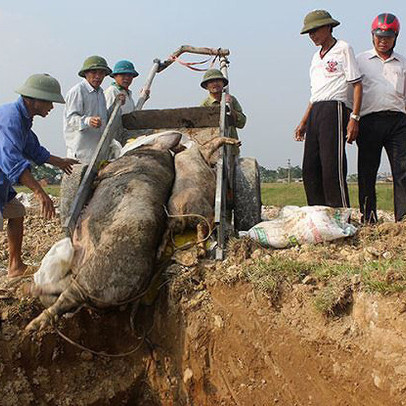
2,276,405,405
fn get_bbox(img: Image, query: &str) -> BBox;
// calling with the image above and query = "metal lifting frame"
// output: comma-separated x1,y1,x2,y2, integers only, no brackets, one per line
65,46,232,260
136,46,233,259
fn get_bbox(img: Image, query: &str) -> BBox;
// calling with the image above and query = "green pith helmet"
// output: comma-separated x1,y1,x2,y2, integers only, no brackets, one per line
300,10,340,35
200,69,229,89
78,55,112,77
15,73,65,103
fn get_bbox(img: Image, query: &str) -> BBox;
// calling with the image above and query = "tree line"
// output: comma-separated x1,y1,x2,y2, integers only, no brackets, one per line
31,164,62,184
29,163,304,185
259,165,303,183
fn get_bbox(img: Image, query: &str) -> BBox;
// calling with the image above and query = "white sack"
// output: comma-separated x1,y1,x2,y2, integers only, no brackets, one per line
34,237,74,286
246,205,357,248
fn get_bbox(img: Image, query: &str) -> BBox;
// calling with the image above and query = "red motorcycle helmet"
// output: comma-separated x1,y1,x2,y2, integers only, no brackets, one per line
371,13,400,37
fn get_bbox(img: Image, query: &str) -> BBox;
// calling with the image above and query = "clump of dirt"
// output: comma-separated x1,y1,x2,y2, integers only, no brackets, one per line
1,202,406,405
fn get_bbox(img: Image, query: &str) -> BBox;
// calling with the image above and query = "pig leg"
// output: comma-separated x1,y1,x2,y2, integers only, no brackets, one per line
200,137,241,164
196,221,210,257
156,226,172,262
157,215,189,261
25,282,85,332
24,275,73,298
23,275,73,311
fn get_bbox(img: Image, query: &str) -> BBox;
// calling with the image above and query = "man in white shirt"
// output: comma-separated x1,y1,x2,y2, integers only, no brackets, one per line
63,55,112,164
356,13,406,223
295,10,362,208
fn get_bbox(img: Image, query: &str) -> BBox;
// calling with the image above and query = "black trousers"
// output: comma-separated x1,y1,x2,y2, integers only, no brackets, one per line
357,111,406,222
303,101,350,208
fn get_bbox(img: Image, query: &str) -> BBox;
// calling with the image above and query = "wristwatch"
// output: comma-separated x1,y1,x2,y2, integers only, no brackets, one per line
350,112,361,122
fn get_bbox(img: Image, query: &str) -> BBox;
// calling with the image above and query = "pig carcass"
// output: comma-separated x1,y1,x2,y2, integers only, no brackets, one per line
26,132,181,331
158,136,240,258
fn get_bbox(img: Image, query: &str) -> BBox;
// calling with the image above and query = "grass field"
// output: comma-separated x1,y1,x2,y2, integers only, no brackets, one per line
15,182,395,212
15,185,61,197
261,182,394,211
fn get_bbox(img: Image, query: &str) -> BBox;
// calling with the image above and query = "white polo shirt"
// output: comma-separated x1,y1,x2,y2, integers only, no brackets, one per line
357,48,406,116
310,39,361,107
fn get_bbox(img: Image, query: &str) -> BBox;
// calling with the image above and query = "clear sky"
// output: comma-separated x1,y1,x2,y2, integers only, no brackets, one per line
1,0,405,173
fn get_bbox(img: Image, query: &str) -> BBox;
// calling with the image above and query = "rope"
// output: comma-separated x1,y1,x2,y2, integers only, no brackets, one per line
70,277,151,307
50,263,173,357
54,324,145,358
163,208,215,252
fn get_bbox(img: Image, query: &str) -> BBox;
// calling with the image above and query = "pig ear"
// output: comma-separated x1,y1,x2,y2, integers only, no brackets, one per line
152,131,182,150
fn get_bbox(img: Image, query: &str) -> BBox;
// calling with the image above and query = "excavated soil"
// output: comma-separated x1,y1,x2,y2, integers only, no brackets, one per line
1,201,406,405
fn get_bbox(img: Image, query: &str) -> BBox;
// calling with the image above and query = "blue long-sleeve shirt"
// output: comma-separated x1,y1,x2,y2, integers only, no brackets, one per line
0,97,50,214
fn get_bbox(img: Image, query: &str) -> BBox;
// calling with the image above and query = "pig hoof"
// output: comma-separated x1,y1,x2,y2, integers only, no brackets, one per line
25,311,53,332
156,245,167,262
197,247,207,258
226,139,240,146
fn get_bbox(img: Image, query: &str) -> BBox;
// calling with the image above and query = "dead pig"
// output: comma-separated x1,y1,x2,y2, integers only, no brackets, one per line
26,132,181,331
159,136,240,257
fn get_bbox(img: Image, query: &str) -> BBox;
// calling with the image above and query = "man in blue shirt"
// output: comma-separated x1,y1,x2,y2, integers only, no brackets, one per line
0,74,77,279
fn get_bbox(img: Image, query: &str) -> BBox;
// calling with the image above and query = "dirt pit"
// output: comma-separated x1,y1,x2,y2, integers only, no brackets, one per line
1,205,406,405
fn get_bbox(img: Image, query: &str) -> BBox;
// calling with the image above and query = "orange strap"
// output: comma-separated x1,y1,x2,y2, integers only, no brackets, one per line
171,54,219,72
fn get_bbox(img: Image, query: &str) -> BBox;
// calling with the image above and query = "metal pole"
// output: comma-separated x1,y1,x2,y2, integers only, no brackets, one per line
134,59,160,111
219,56,230,94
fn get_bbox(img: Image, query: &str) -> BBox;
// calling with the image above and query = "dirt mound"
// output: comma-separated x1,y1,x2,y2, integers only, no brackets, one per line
1,204,406,405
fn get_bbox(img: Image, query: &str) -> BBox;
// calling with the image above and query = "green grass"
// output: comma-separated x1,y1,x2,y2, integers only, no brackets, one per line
236,255,406,315
243,257,309,301
14,185,61,197
261,182,394,211
13,182,393,211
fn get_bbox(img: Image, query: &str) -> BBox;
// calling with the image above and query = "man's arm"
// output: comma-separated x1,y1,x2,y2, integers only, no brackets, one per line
47,155,78,175
0,118,41,184
104,86,117,112
64,86,102,130
227,95,247,129
19,169,55,219
106,93,126,118
64,87,91,131
346,80,363,144
295,103,312,141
